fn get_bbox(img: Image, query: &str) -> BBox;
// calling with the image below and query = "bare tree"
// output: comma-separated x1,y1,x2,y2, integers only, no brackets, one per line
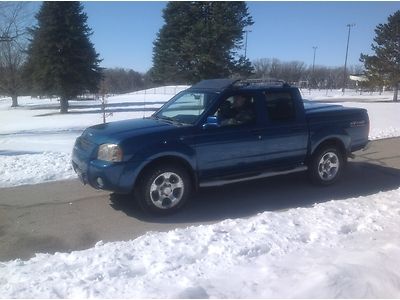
254,57,368,92
102,68,148,95
0,40,25,106
0,2,26,41
253,58,305,83
0,2,33,107
253,58,272,78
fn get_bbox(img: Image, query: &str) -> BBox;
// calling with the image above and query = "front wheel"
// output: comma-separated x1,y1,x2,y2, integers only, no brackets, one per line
136,164,192,215
308,146,345,185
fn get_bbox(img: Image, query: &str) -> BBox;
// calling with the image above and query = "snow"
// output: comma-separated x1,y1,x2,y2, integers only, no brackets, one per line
0,152,75,187
0,87,400,297
299,88,395,102
299,89,400,140
1,188,400,298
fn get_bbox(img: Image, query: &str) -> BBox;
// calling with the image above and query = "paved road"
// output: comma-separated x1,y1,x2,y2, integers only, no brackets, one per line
1,138,400,261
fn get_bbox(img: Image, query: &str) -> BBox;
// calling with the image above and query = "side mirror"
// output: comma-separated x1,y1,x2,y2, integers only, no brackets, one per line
202,116,220,129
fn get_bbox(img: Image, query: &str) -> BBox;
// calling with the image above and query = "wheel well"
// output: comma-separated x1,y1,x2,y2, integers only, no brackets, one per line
311,138,347,161
135,156,197,189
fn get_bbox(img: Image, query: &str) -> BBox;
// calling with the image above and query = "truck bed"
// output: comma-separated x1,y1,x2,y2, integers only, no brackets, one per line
303,100,370,153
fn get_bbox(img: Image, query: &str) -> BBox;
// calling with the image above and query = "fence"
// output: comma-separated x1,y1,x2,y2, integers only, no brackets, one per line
130,85,190,96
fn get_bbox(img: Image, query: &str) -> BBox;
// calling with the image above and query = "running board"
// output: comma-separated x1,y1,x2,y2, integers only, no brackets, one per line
199,166,308,187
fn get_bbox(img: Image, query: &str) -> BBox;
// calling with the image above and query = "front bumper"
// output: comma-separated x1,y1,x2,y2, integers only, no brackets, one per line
72,146,135,194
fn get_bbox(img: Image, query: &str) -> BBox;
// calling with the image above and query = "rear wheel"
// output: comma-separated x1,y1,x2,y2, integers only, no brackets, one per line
136,164,192,215
309,146,344,185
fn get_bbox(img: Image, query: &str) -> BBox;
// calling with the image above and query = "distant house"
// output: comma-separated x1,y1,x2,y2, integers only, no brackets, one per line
349,74,368,85
349,74,368,81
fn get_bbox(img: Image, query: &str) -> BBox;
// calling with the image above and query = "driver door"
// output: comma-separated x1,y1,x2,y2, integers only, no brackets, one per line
195,92,265,180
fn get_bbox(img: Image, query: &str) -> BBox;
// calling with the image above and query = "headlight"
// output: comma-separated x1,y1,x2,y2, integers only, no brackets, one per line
97,144,123,162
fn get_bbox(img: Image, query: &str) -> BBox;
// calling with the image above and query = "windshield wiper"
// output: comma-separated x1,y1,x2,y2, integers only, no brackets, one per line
153,115,185,126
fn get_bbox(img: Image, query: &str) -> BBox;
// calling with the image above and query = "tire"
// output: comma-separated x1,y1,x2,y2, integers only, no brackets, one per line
136,164,192,215
308,146,344,185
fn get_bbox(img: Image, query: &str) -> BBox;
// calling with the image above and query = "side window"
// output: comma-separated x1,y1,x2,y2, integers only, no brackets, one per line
214,94,256,126
264,91,296,121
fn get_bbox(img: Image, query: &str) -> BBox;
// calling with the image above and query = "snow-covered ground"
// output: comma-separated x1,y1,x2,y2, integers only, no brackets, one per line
300,88,400,140
299,88,395,102
0,87,400,298
1,188,400,298
0,86,187,187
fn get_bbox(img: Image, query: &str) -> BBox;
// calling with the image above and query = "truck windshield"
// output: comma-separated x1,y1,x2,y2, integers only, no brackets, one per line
153,91,216,125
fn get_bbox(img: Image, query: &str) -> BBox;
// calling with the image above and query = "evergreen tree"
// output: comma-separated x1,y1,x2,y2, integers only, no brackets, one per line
26,1,102,113
360,10,400,101
151,1,254,84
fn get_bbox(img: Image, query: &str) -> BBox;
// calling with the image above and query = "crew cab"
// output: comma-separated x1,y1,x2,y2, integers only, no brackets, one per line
72,79,369,214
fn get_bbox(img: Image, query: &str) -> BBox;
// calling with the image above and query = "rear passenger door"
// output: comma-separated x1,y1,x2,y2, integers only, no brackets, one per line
259,89,308,169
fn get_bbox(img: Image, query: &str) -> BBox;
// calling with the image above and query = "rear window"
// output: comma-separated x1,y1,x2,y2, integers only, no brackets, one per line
264,91,296,121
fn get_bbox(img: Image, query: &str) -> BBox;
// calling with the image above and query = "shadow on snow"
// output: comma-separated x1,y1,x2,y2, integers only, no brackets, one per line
30,101,165,112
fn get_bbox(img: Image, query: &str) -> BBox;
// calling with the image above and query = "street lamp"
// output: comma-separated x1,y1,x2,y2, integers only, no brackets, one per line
311,46,318,88
312,46,318,73
342,23,355,94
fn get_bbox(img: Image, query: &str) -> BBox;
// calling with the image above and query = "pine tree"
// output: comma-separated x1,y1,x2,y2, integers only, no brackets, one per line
26,2,102,113
360,10,400,101
151,2,254,84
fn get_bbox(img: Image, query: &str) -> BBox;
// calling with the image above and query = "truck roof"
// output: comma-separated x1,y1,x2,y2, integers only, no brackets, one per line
189,78,292,92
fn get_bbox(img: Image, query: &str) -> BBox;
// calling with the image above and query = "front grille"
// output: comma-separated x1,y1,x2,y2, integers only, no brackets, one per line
79,137,93,151
75,137,97,155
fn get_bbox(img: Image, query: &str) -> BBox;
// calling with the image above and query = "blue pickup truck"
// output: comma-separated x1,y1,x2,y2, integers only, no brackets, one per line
72,79,369,214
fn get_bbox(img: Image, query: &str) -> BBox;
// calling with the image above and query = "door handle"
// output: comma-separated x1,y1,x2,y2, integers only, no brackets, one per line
249,129,263,140
250,129,263,134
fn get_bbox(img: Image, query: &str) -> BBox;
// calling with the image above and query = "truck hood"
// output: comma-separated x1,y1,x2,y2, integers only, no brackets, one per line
82,118,175,144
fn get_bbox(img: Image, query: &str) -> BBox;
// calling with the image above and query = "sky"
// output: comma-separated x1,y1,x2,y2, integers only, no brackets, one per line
30,1,400,73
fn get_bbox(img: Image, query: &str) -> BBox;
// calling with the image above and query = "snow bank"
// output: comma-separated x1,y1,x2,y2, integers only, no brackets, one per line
1,188,400,298
0,152,75,188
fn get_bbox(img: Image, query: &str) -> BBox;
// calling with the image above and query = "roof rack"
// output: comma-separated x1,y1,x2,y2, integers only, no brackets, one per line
189,78,290,92
190,79,240,91
233,78,290,88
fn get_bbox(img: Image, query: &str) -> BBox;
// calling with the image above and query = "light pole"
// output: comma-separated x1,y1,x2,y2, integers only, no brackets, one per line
244,30,252,58
312,46,317,73
342,23,355,94
311,46,318,88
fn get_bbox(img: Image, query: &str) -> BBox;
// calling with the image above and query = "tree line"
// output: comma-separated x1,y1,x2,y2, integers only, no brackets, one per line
0,1,399,114
252,58,365,90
